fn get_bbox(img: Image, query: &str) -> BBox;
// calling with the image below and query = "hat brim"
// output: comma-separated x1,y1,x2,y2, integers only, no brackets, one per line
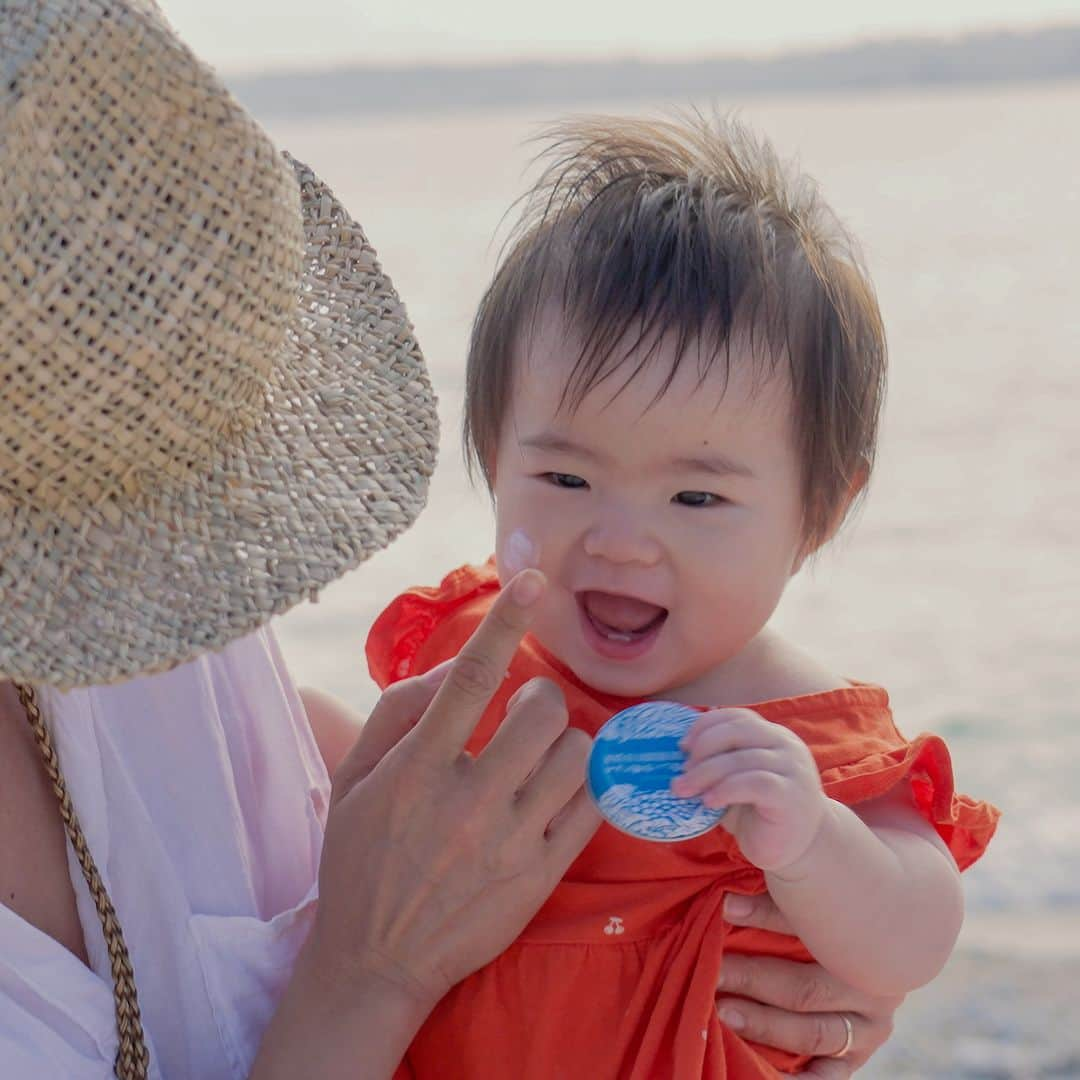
0,156,439,689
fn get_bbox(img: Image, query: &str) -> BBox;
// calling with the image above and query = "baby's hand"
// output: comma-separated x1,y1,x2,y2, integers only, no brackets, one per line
671,708,827,873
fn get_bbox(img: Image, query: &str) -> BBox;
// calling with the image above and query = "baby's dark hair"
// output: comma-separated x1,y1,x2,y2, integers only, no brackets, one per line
463,112,887,551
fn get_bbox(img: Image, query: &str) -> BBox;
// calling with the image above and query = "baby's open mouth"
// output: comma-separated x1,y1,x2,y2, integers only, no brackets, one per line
578,590,668,643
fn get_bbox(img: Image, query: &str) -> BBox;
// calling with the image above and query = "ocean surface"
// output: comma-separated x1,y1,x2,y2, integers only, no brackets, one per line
263,80,1080,920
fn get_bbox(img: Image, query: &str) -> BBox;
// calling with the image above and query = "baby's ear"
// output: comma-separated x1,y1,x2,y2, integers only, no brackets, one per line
831,461,870,533
790,462,870,574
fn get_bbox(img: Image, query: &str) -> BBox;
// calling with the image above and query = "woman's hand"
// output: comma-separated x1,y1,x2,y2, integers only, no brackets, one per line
252,569,601,1079
716,893,905,1078
315,569,600,1005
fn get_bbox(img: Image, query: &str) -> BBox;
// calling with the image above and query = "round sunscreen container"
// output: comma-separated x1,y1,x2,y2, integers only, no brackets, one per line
587,700,727,842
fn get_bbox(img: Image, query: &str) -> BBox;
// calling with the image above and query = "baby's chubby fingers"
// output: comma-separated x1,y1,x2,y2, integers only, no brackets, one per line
691,769,788,811
679,707,784,764
671,747,783,800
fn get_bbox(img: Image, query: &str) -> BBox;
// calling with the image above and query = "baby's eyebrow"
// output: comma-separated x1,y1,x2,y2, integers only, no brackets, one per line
518,433,753,480
518,433,603,462
668,454,755,479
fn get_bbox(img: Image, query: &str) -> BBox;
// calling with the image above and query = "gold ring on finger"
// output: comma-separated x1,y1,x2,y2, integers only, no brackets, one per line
827,1014,854,1059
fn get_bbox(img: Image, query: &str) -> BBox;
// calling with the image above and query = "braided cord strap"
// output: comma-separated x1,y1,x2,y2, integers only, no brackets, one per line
15,684,150,1080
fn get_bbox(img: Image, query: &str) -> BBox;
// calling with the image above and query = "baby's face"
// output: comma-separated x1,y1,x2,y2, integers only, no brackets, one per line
492,310,807,702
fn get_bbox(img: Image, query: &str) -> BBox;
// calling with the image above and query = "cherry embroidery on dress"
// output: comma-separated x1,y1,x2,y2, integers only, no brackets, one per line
603,915,625,936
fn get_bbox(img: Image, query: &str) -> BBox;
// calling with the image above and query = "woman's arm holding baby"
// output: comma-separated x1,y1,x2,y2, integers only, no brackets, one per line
675,708,963,998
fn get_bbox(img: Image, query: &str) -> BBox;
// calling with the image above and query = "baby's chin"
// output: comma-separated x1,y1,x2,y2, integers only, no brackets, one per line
542,638,676,701
586,671,679,701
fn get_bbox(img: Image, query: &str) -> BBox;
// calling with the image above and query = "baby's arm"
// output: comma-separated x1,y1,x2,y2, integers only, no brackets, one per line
673,709,964,998
300,686,364,777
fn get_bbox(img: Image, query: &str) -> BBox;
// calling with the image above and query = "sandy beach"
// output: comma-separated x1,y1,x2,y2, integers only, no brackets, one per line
862,911,1080,1078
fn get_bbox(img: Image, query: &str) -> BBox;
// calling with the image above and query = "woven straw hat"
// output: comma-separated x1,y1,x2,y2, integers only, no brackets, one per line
0,0,439,689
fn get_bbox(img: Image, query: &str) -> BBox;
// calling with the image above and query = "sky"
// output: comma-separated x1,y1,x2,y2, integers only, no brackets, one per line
162,0,1080,74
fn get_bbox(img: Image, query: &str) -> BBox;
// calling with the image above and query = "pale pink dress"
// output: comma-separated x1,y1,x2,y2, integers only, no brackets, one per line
0,629,329,1079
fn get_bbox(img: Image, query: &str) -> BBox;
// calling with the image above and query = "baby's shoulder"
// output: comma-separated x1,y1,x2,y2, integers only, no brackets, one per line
740,630,851,703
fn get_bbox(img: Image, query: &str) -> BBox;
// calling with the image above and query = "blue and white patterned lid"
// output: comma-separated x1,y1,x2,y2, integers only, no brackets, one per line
587,700,727,842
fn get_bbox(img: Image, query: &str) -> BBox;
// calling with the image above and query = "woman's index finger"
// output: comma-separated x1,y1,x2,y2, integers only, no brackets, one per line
414,569,547,758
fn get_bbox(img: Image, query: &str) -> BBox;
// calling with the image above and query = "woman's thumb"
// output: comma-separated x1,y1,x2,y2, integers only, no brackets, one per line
723,892,795,935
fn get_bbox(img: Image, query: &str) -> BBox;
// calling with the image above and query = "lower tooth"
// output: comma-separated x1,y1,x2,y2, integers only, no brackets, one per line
606,631,634,642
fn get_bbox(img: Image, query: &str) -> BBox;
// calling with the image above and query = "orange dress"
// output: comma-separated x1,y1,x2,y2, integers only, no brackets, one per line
367,563,1000,1079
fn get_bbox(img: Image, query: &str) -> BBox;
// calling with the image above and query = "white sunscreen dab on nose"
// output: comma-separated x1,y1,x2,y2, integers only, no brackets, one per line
503,529,539,575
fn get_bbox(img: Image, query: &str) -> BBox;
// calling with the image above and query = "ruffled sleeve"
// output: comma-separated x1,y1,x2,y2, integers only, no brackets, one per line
366,562,501,689
820,732,999,871
759,686,999,872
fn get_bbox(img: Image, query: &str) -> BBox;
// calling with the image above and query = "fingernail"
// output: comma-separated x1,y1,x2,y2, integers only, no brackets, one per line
717,1006,745,1031
510,569,544,606
724,895,753,919
505,679,531,711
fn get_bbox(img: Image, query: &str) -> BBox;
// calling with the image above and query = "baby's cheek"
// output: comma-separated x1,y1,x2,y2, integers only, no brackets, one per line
501,527,540,576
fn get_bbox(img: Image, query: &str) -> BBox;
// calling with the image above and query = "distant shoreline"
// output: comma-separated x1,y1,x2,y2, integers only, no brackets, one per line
228,23,1080,119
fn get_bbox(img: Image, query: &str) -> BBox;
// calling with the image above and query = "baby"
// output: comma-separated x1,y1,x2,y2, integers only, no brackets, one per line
368,114,999,1078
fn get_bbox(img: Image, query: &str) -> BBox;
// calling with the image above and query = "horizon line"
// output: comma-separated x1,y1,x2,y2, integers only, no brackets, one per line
220,18,1080,80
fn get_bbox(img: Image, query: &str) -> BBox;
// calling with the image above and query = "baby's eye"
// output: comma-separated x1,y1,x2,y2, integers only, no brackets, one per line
543,472,588,489
673,491,724,507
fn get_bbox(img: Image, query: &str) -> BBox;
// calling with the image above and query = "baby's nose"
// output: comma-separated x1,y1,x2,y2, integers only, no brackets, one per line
582,516,662,566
